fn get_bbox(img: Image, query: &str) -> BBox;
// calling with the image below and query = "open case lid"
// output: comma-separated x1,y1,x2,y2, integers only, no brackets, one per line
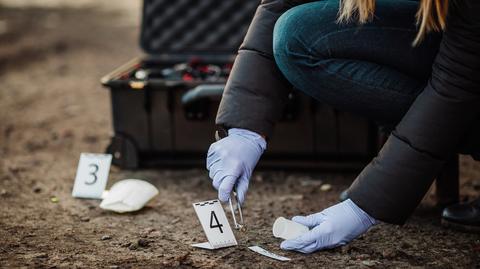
140,0,260,57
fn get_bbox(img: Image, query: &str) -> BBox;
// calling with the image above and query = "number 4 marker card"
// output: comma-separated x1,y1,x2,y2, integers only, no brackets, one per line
192,200,237,250
72,153,112,199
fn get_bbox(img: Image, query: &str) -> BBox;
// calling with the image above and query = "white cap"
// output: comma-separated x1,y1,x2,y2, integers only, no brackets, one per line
272,217,309,240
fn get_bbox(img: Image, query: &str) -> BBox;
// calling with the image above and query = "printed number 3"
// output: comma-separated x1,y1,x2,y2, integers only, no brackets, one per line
85,163,99,185
210,211,224,233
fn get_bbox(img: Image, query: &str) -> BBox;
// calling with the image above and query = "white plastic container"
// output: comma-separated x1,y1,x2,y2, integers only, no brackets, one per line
272,217,309,240
100,179,159,213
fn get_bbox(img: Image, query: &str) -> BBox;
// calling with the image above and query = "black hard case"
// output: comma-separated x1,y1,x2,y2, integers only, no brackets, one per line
102,0,378,169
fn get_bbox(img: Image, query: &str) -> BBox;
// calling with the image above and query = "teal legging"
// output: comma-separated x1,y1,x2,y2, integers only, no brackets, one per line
273,0,441,127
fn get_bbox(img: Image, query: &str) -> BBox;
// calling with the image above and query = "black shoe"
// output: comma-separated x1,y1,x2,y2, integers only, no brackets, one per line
441,198,480,233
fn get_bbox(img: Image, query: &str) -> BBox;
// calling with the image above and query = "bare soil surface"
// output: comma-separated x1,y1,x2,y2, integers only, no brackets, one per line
1,3,480,268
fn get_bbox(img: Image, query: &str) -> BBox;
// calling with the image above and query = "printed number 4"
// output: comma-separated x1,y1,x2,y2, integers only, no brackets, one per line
210,211,224,233
85,163,99,185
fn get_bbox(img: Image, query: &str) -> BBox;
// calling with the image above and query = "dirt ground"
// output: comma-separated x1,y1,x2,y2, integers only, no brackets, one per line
1,2,480,268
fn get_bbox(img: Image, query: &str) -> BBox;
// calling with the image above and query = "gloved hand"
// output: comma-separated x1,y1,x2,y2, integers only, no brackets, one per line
280,199,377,253
206,128,266,204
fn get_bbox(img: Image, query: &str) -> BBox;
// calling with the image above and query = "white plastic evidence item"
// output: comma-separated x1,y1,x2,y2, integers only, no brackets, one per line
248,246,291,261
100,179,159,213
272,217,309,240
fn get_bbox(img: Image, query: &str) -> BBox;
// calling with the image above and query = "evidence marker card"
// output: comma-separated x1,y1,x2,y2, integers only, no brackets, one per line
72,153,112,199
192,199,237,249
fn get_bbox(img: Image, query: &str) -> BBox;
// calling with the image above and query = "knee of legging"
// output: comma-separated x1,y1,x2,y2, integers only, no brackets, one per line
273,2,338,80
273,5,310,71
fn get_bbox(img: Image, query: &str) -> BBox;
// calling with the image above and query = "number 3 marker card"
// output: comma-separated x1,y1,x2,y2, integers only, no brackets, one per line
72,153,112,199
192,200,237,250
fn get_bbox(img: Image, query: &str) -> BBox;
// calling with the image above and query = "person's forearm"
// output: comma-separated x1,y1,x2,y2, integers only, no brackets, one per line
216,0,315,138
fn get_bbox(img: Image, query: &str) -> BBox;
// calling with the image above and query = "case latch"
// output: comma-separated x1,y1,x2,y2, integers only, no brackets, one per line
129,81,147,90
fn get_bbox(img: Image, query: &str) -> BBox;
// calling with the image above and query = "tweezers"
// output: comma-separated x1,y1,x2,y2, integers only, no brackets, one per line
229,191,244,230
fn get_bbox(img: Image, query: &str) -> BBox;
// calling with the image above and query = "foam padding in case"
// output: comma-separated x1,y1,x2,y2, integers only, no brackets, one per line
140,0,260,55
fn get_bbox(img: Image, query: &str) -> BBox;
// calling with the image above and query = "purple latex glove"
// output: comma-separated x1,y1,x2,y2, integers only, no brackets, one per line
206,128,266,204
281,199,377,253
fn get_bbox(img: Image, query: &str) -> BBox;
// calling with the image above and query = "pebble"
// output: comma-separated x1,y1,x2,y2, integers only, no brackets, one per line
50,196,59,203
80,217,90,222
381,249,397,259
140,228,156,237
128,243,138,250
34,253,48,259
361,260,377,267
0,189,7,196
320,184,332,192
101,235,112,241
33,186,42,193
138,238,150,247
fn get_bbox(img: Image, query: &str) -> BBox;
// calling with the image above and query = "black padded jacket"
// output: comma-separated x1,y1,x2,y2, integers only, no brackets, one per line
215,0,480,224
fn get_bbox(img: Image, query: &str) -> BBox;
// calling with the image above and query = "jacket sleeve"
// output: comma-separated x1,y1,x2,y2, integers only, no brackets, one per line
349,0,480,224
215,0,314,138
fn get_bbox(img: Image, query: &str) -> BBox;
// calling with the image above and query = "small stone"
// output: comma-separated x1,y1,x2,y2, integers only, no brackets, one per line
80,217,90,222
138,238,150,247
101,235,111,240
108,266,119,269
50,196,59,203
128,243,138,250
34,253,48,259
25,233,36,238
320,184,332,192
361,260,376,267
381,249,396,259
0,189,7,196
148,230,162,238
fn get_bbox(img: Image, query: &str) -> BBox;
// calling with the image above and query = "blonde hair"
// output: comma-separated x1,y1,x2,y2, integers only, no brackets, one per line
337,0,449,45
